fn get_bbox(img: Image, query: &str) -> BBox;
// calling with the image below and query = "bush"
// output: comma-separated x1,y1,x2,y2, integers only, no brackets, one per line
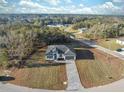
0,49,9,69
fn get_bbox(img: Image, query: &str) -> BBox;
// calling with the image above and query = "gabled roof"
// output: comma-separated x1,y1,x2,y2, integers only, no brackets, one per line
65,49,75,55
45,45,75,55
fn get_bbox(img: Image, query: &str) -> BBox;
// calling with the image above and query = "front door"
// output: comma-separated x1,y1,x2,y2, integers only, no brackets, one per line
54,54,57,60
57,54,65,61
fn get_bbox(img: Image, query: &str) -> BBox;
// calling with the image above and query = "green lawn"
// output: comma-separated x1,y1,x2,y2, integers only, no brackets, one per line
65,25,78,33
0,69,4,76
97,39,124,50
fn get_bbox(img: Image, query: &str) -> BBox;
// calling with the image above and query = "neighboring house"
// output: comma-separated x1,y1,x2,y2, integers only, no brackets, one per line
116,38,124,45
47,24,71,28
47,24,64,27
45,45,76,62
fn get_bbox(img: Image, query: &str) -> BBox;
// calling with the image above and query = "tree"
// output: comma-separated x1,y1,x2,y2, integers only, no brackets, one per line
0,49,9,69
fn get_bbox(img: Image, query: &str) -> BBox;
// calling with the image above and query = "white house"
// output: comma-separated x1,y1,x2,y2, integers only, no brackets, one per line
47,24,64,27
45,45,76,62
116,37,124,45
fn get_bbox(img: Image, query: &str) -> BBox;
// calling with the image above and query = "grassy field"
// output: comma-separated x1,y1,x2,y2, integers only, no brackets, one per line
97,39,124,50
65,26,85,39
76,48,124,88
65,25,78,33
8,47,67,90
26,47,47,65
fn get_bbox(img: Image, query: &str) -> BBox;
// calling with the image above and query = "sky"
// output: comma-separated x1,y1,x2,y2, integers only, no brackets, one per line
0,0,124,15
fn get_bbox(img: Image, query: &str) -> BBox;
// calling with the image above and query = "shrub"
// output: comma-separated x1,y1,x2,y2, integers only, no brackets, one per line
0,49,9,69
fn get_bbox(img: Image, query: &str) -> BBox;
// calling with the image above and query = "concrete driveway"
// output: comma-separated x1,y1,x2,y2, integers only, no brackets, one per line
66,61,83,91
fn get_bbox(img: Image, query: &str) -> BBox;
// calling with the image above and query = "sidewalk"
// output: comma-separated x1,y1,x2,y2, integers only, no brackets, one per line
66,61,83,91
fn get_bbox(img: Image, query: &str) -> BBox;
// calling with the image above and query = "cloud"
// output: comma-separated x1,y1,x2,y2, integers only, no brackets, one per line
17,1,123,14
0,0,7,4
0,0,123,15
70,7,95,14
64,0,72,3
112,0,124,3
19,0,43,8
19,0,68,13
79,4,84,7
0,0,15,13
64,1,122,15
94,2,121,14
101,2,119,10
43,0,61,6
56,5,97,14
18,0,71,13
19,0,48,13
43,0,72,6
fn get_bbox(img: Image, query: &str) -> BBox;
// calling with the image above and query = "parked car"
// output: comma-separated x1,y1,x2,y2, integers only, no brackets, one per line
116,48,122,52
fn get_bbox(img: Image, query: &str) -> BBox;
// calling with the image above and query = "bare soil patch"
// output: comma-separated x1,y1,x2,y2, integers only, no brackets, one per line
76,47,124,88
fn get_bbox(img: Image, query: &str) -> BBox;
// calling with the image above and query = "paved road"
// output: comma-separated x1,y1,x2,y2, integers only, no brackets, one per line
83,78,124,92
78,39,124,60
66,61,83,91
0,82,56,92
1,77,124,92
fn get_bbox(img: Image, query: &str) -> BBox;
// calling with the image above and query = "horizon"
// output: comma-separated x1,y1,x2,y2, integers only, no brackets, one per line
0,13,124,16
0,0,124,15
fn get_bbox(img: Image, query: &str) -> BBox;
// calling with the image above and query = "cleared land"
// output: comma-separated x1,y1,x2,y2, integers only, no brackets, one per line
65,25,78,33
8,48,67,90
10,64,67,90
97,39,124,50
76,47,124,88
65,26,85,39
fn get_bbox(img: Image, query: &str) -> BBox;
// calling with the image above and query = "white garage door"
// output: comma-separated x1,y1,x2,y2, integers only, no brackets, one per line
65,56,75,60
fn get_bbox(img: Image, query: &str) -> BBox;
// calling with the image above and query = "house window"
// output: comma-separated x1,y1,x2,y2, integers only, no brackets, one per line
58,54,63,58
47,55,53,59
57,54,65,60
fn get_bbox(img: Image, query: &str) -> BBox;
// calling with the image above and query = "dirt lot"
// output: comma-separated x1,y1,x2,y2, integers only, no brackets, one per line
10,64,67,90
76,47,124,88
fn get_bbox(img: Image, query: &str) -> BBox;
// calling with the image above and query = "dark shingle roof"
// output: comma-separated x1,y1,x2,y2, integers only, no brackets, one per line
46,45,75,55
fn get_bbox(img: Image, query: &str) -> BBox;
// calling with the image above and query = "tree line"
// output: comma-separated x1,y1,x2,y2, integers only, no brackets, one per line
72,17,124,39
